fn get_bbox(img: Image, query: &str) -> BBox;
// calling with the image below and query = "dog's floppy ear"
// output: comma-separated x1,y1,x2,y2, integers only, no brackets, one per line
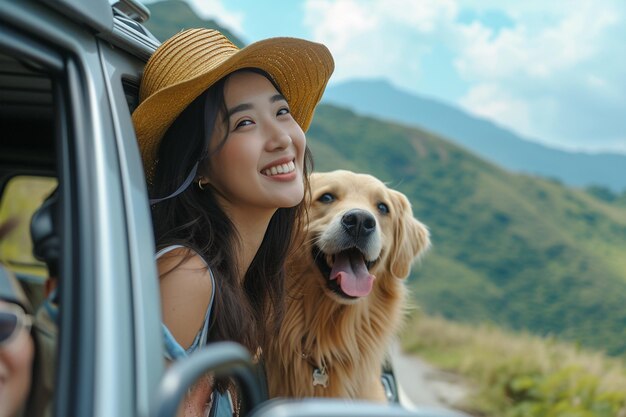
386,189,430,279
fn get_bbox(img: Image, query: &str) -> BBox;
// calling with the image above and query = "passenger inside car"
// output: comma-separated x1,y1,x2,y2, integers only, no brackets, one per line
30,189,59,303
0,242,36,417
28,188,60,417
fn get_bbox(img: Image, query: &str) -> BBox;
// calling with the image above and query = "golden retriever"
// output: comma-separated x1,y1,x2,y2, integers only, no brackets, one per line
264,170,430,401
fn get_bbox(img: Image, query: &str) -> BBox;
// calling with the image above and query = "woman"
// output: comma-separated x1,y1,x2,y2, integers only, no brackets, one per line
131,29,334,415
0,263,35,417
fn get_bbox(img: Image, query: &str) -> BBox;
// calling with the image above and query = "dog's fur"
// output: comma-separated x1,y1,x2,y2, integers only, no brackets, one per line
264,170,430,401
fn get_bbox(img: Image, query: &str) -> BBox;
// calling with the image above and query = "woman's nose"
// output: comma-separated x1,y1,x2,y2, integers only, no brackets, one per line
265,122,293,150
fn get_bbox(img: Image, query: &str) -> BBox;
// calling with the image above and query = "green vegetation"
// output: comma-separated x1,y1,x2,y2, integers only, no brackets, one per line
402,314,626,417
308,104,626,355
585,185,626,207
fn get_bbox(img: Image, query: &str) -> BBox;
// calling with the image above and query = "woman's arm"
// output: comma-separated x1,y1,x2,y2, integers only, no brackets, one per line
158,248,213,350
159,248,216,416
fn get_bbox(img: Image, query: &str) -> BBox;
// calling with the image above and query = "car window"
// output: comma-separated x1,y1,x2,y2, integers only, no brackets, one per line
0,175,57,275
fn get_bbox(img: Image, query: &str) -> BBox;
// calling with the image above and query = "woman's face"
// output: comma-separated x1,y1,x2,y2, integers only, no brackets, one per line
207,71,306,216
0,301,34,417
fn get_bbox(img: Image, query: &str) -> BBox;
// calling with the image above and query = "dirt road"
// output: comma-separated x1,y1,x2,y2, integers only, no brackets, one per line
390,341,472,415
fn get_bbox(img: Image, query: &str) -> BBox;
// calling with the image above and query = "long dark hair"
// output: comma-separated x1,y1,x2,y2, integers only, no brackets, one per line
150,69,312,353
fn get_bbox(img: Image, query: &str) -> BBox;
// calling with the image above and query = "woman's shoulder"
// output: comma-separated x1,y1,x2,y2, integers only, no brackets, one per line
157,245,211,285
157,245,214,350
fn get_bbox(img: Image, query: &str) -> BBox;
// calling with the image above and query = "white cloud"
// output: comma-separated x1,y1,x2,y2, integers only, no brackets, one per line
454,0,626,152
186,0,245,36
455,0,619,80
303,0,457,87
460,83,534,134
304,0,378,52
303,0,626,153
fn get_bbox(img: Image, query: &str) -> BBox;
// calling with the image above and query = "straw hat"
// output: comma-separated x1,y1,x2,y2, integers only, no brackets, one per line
132,28,334,182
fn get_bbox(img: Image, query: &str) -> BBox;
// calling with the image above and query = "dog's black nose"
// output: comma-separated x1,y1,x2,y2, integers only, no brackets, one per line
341,209,376,238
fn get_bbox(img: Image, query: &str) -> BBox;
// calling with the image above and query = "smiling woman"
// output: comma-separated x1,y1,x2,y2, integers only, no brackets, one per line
131,28,334,416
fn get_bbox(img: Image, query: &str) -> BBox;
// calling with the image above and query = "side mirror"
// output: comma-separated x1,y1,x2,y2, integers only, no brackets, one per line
153,341,266,417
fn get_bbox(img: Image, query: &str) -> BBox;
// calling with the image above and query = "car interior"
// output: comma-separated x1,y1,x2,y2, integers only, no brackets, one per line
0,51,57,292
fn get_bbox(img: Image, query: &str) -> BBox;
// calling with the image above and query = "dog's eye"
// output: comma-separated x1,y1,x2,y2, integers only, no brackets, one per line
318,193,335,204
377,202,389,214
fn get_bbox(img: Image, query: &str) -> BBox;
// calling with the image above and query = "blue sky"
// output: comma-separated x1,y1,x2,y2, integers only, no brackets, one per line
144,0,626,155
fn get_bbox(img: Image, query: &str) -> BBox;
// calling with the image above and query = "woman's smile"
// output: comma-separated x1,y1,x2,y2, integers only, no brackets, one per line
262,158,297,179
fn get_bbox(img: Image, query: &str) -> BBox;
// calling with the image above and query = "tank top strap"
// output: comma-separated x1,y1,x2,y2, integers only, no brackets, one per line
197,267,215,344
155,244,185,258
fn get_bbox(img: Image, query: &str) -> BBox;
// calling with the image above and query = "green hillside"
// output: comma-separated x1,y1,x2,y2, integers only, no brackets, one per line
144,0,244,46
308,104,626,356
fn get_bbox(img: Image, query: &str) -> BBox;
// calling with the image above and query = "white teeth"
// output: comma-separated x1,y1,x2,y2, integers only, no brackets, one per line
264,161,296,177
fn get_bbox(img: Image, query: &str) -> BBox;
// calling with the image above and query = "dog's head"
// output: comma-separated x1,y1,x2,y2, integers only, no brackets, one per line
302,170,430,304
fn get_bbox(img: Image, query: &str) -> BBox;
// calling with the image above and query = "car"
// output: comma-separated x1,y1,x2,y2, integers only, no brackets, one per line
0,0,471,416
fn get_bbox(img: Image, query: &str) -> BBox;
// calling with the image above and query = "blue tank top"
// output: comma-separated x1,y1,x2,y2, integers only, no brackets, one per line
156,245,233,417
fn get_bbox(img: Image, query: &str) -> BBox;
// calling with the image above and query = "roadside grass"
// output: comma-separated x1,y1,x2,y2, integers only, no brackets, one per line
401,313,626,417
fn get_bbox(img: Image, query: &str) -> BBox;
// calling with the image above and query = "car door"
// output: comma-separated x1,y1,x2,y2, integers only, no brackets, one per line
1,1,162,416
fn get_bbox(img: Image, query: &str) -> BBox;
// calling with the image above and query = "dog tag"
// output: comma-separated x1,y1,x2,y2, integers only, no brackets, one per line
312,367,329,388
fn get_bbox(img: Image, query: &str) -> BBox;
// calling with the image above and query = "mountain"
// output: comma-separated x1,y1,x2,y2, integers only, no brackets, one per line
323,79,626,192
144,0,244,46
308,104,626,356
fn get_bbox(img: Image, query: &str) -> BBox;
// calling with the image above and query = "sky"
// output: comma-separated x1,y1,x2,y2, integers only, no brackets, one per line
145,0,626,155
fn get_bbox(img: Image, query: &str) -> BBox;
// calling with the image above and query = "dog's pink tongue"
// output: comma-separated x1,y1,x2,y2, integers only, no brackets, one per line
330,251,375,297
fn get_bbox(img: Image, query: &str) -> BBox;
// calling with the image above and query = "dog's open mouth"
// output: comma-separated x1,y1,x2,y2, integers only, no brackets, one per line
312,246,376,298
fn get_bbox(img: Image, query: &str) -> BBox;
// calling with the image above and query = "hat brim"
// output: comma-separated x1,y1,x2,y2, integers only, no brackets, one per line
132,37,334,181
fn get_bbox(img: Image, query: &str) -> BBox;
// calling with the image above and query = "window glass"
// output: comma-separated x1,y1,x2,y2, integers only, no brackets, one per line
0,175,57,276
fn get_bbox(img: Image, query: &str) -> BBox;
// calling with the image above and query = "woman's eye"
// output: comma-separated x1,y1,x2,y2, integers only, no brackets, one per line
377,202,389,214
277,107,290,116
318,193,335,204
235,119,254,129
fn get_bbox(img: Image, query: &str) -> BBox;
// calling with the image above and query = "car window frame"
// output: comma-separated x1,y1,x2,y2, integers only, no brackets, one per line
0,5,157,415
